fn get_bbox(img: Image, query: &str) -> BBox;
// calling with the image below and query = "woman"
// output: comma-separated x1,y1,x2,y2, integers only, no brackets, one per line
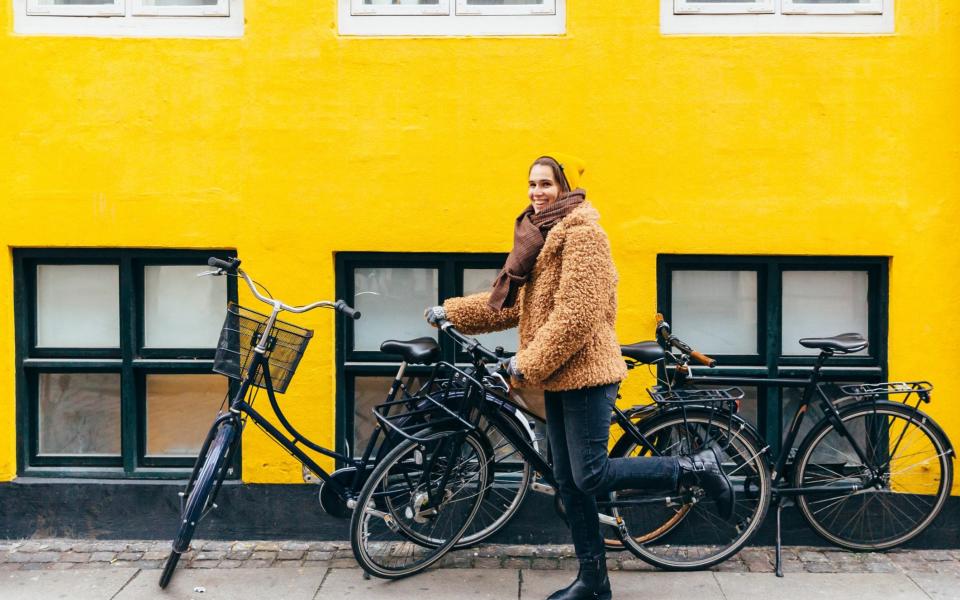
425,154,734,600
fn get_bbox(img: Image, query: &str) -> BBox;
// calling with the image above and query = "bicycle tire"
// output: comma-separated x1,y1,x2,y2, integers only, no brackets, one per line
611,409,772,570
159,419,238,589
793,401,953,550
350,430,489,579
454,407,533,548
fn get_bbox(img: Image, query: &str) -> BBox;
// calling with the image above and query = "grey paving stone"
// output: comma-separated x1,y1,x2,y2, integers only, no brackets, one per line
280,541,311,551
89,552,116,562
320,567,518,598
524,570,725,599
8,552,59,564
116,552,143,561
714,573,929,599
116,567,329,600
0,567,138,600
305,550,333,561
473,557,503,569
503,558,532,569
907,573,960,599
277,549,305,560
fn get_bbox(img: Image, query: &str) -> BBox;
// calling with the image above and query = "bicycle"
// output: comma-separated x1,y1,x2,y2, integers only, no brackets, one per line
349,317,770,578
616,315,954,576
159,257,534,587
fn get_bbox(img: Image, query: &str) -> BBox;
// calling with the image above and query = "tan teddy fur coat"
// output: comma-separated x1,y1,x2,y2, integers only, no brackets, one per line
443,201,627,392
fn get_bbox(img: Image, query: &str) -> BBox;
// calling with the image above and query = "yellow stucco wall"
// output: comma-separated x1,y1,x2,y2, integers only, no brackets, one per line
0,2,957,485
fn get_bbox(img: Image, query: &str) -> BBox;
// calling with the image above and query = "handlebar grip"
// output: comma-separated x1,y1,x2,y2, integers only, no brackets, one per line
335,300,361,320
690,351,717,368
208,257,241,272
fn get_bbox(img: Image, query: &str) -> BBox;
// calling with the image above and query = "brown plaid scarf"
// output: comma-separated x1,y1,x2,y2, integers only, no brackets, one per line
488,189,586,310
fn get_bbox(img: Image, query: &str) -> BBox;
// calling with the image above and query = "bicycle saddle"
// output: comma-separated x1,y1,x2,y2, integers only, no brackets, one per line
798,333,868,354
621,340,665,364
380,337,440,364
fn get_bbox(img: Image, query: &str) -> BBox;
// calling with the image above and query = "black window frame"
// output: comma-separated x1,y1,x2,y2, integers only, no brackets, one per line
335,252,508,461
657,254,888,452
14,248,238,479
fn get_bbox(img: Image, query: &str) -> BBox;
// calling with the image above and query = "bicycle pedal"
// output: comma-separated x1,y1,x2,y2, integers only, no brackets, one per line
531,481,555,496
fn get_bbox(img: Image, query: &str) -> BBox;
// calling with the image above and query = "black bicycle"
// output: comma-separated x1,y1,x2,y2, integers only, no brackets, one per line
349,318,769,578
159,257,536,588
614,315,954,575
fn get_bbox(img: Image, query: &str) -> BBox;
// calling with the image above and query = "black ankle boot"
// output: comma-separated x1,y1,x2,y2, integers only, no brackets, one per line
678,445,736,520
546,557,611,600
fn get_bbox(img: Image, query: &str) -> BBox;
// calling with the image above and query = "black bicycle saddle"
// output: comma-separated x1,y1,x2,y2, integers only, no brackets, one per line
621,340,665,364
380,337,441,364
798,333,868,354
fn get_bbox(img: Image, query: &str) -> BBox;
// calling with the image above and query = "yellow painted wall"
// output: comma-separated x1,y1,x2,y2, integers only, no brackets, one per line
0,2,957,486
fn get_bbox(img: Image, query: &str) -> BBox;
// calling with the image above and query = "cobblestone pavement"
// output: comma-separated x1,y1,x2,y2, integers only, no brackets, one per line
1,539,959,575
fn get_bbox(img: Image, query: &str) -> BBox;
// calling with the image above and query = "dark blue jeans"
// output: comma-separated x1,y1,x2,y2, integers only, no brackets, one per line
545,383,679,563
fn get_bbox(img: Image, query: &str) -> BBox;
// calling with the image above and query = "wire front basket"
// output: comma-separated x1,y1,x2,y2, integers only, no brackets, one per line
212,303,313,394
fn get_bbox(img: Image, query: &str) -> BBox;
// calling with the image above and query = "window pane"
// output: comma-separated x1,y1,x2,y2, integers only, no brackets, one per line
353,376,429,454
363,0,440,4
36,265,120,348
146,374,226,457
34,0,115,3
463,269,518,353
144,265,226,349
38,373,121,456
790,0,875,3
782,271,869,356
671,271,757,355
465,0,543,4
353,268,438,351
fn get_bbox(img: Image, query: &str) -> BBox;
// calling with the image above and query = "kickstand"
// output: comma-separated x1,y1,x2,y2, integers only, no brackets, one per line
774,499,784,578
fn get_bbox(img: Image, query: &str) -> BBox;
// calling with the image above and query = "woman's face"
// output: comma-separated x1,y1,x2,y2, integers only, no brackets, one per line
528,164,562,214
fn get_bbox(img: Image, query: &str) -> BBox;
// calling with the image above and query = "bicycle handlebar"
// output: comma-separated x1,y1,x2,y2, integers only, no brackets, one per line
438,319,504,364
206,256,361,320
655,313,716,368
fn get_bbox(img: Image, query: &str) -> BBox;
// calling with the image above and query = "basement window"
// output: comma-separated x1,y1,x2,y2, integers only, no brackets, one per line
662,0,894,34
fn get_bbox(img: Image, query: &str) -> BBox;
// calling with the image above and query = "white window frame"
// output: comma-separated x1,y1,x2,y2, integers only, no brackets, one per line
26,0,123,16
131,0,229,17
350,0,450,17
674,0,774,15
455,0,556,17
14,0,242,36
662,0,894,35
781,0,882,15
339,0,565,36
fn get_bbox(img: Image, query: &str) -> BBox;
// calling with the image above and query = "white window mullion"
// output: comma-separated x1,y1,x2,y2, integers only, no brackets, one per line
131,0,228,17
350,0,450,17
674,0,774,14
455,0,556,17
26,0,124,16
781,0,883,15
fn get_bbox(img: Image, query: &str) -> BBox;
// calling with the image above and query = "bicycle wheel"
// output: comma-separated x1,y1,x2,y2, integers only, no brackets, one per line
794,401,953,550
454,408,533,548
611,409,771,570
350,430,489,579
159,418,238,589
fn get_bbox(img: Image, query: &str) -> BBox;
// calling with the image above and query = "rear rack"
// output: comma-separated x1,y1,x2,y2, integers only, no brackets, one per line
647,386,744,406
840,381,933,403
372,371,476,444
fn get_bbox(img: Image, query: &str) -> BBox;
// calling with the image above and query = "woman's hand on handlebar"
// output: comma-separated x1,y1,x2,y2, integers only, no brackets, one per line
424,305,446,328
